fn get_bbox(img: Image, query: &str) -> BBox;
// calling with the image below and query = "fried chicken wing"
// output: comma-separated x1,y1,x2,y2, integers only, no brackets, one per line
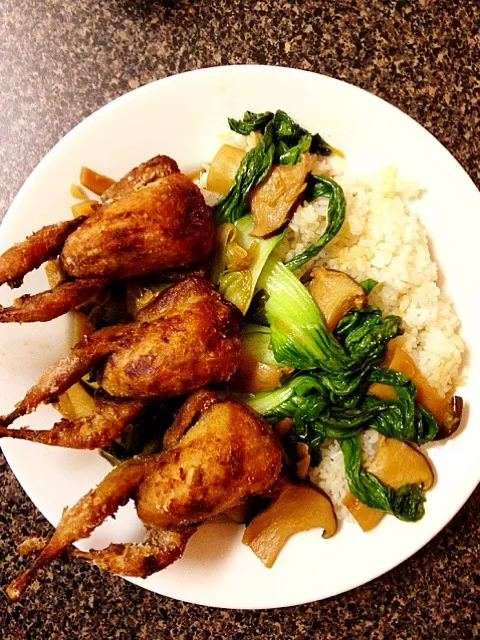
0,278,107,323
0,156,216,323
0,278,242,448
0,398,143,449
6,393,282,601
0,218,84,289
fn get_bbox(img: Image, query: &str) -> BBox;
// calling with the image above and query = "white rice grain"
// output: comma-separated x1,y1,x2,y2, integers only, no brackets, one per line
200,139,465,521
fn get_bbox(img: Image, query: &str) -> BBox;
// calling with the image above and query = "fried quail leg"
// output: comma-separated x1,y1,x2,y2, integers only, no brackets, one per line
0,397,143,449
6,455,155,602
162,389,219,449
0,218,84,288
0,277,107,323
65,527,197,577
6,395,282,600
1,323,133,425
17,526,196,579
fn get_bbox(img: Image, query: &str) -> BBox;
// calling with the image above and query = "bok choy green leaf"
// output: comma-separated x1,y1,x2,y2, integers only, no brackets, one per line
242,366,438,465
339,436,426,522
228,111,274,135
285,175,346,272
256,257,350,371
213,215,283,314
214,122,275,225
215,110,336,225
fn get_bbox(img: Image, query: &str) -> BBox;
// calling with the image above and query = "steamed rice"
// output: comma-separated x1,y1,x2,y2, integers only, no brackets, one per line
199,138,465,521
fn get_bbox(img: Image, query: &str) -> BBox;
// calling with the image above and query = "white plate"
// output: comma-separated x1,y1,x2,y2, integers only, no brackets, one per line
1,66,479,610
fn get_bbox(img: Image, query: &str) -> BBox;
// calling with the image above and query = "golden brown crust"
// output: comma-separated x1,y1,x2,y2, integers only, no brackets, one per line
99,278,242,398
162,389,220,450
66,526,197,578
0,397,143,449
2,323,134,425
135,400,283,528
1,278,240,428
0,218,84,288
61,174,216,280
5,396,281,600
100,155,180,204
0,277,106,324
6,455,153,601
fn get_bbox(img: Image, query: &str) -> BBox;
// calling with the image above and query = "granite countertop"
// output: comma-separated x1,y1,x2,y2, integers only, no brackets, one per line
0,1,479,637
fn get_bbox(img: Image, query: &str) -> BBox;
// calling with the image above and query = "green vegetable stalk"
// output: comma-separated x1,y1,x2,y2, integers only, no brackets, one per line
256,257,351,371
212,215,283,314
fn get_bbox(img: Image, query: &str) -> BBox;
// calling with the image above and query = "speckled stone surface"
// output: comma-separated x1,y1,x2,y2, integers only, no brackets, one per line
0,1,479,637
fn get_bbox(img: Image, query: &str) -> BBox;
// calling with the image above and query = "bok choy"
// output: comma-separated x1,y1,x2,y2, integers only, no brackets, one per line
339,437,426,521
285,175,346,272
212,215,282,314
215,109,336,225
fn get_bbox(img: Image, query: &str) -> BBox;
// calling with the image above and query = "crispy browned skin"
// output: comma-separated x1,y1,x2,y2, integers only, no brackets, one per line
6,393,282,601
0,398,143,449
162,388,218,450
0,278,241,446
0,156,216,323
100,155,180,204
136,396,283,528
2,323,133,425
0,217,84,288
61,174,216,280
100,277,242,398
0,278,106,323
16,526,197,579
6,455,152,601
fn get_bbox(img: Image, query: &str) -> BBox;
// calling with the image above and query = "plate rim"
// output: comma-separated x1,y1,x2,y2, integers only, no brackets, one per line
1,64,479,609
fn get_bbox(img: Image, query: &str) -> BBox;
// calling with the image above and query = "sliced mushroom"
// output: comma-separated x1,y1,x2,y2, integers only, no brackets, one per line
296,442,311,480
308,266,367,331
343,434,434,531
369,344,463,438
229,354,285,393
274,417,294,439
243,478,337,568
249,154,313,238
206,144,245,194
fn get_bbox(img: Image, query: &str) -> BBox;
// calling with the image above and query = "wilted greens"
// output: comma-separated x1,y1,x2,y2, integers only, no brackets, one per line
213,109,442,524
214,109,335,225
212,215,283,314
238,252,438,522
339,437,426,521
214,122,275,225
285,175,346,272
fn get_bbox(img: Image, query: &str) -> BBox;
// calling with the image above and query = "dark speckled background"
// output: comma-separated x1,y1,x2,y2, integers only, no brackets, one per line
0,1,479,638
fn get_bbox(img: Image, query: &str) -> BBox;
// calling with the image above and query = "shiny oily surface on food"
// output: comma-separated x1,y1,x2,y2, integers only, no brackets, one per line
5,393,283,601
0,155,216,324
0,63,478,616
